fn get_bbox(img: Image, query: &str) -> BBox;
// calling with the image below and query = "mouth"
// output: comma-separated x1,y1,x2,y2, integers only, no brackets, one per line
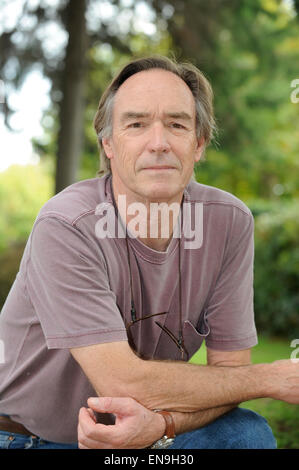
142,166,176,171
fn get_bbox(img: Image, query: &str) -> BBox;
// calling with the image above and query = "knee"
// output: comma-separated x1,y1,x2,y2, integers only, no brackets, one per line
170,408,277,450
228,408,277,449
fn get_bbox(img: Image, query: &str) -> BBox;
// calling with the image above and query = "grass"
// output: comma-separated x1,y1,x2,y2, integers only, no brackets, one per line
189,336,299,449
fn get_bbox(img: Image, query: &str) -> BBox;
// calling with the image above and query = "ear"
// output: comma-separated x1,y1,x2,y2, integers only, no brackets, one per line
194,137,205,163
102,137,114,160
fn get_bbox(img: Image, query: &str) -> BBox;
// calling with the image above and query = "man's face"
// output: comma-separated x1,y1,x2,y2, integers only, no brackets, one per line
102,69,204,203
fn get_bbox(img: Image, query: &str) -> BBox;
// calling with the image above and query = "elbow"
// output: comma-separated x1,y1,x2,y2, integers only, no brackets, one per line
95,354,152,406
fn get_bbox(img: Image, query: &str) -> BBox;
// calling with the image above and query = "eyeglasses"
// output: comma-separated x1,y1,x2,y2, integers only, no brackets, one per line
109,175,188,361
125,310,189,361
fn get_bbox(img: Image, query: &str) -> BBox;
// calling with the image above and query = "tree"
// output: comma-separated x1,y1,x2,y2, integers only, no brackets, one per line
55,0,87,193
150,0,299,200
0,0,131,193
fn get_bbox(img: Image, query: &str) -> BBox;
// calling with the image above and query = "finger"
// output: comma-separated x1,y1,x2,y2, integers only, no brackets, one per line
78,422,103,449
86,407,97,422
78,418,110,449
87,396,136,416
79,407,100,433
78,407,116,445
78,440,91,450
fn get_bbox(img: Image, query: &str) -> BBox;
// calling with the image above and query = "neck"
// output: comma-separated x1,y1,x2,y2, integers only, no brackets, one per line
110,176,183,252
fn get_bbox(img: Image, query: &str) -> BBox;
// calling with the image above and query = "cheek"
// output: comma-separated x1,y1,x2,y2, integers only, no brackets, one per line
118,138,145,163
174,137,198,163
113,143,139,173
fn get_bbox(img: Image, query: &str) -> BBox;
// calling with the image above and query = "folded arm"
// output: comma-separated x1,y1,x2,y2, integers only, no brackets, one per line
70,340,279,413
75,345,249,448
73,341,299,448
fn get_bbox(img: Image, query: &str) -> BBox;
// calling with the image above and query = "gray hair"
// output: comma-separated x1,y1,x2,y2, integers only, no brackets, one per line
94,55,217,175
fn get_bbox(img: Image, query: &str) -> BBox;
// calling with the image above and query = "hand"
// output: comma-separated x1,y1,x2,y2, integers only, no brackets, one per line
77,396,166,449
268,359,299,404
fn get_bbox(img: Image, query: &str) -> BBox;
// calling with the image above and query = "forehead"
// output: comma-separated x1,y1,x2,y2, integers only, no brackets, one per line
113,69,196,116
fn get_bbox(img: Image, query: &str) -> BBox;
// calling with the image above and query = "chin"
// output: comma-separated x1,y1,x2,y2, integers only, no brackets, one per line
140,181,182,201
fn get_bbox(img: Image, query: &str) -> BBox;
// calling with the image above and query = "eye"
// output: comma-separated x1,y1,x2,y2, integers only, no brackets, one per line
128,122,144,128
170,122,185,129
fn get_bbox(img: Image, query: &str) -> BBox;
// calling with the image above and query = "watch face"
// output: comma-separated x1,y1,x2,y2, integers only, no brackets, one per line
150,436,174,449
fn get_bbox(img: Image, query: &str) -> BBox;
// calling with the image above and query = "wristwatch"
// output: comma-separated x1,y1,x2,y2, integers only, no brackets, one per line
150,410,176,449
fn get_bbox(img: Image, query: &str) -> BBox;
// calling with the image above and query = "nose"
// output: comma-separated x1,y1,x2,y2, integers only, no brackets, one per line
147,122,170,154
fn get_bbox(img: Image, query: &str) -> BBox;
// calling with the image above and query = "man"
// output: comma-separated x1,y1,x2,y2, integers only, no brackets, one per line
0,56,298,450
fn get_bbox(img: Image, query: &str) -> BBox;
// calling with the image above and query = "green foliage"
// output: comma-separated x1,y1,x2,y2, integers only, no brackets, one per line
29,1,299,203
0,241,26,310
165,0,299,202
244,336,299,450
252,200,299,337
0,162,53,309
190,337,299,449
0,162,53,253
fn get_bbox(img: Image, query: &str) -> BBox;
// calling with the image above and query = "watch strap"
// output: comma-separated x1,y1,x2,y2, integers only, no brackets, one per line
155,410,175,438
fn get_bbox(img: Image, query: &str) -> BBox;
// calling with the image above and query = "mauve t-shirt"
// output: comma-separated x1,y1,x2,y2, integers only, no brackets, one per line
0,174,257,443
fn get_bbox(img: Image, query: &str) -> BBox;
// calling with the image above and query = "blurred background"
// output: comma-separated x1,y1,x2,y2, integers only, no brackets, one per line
0,0,298,447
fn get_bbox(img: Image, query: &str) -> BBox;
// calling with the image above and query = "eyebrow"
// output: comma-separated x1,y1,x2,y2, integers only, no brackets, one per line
165,112,193,122
120,112,151,123
120,111,193,123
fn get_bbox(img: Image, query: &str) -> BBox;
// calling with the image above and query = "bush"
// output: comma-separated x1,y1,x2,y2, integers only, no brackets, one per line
0,163,52,310
0,163,52,254
0,242,26,309
252,201,299,337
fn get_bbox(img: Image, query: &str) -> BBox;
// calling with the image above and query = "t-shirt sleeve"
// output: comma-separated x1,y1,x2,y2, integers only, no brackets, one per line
26,216,128,349
204,208,258,351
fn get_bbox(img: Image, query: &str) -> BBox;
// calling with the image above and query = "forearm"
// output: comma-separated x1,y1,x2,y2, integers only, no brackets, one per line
75,342,299,449
72,342,276,415
172,404,238,435
121,359,269,412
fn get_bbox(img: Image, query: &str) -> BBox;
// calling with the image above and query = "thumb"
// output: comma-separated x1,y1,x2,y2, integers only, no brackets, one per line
87,396,130,415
